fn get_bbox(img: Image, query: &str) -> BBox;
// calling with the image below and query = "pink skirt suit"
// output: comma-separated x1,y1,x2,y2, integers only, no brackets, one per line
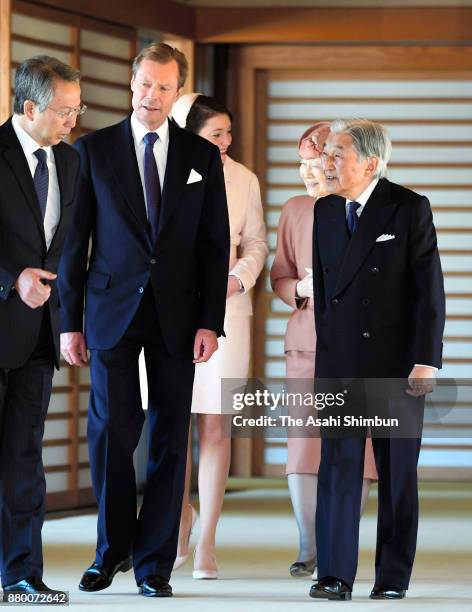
270,195,378,479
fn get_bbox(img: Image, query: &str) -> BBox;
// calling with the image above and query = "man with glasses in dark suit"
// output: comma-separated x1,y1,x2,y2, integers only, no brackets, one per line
0,55,82,599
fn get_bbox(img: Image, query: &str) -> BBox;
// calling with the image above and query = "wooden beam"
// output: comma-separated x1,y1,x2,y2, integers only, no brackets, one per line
28,0,195,39
196,6,472,44
233,45,472,73
0,0,11,123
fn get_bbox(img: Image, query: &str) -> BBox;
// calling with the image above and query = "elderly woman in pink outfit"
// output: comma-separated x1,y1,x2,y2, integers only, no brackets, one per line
171,93,268,580
270,123,378,578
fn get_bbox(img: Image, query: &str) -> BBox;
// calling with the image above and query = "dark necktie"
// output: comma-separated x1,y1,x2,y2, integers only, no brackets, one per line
143,132,161,244
347,201,361,236
33,148,49,220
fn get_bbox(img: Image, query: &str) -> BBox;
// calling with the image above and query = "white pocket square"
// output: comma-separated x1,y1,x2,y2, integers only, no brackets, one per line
187,169,202,184
376,233,395,242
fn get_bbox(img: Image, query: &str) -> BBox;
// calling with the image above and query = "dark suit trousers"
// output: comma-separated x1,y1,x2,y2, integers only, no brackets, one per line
316,433,422,591
0,310,54,587
87,287,195,584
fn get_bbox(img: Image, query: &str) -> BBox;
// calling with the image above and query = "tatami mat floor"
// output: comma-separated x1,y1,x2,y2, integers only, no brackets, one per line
13,482,472,610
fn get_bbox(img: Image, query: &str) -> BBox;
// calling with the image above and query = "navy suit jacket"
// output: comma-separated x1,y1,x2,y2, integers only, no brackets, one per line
0,118,79,369
313,178,445,379
59,116,230,359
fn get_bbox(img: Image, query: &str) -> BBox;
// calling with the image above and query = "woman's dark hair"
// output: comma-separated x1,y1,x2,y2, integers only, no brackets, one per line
186,95,233,134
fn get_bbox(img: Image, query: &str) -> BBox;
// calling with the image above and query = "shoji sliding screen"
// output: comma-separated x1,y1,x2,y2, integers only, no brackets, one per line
260,73,472,479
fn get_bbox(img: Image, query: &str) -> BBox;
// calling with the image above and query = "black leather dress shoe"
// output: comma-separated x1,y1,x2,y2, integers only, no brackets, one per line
79,557,132,592
309,577,352,601
2,577,65,602
370,587,406,600
138,576,173,598
290,558,316,577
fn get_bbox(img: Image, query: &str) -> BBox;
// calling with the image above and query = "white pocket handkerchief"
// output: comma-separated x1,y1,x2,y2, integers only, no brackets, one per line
187,168,202,184
376,233,395,242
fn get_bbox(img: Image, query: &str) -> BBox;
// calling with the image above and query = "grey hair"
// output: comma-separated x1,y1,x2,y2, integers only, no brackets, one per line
330,119,392,178
14,55,80,114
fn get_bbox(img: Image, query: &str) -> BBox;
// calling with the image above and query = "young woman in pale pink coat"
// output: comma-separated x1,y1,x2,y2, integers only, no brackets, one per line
171,93,268,579
270,123,378,578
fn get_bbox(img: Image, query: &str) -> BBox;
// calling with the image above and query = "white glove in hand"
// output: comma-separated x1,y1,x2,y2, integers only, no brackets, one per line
296,268,313,299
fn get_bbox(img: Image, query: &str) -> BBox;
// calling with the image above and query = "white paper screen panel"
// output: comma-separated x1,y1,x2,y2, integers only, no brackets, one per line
11,41,70,65
82,108,127,131
79,469,92,488
81,30,131,60
261,76,472,474
48,392,69,414
79,31,132,131
45,473,69,493
269,102,472,121
80,56,130,84
80,82,130,110
11,14,71,45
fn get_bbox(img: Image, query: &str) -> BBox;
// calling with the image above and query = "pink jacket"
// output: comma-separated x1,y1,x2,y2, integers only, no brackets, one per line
270,195,316,353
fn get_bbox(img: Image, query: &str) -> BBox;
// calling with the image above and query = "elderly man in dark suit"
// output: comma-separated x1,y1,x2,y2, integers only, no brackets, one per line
0,56,81,598
309,119,445,601
59,43,229,598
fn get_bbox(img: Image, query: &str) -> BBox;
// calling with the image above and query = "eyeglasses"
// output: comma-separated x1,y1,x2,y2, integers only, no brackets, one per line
47,104,87,119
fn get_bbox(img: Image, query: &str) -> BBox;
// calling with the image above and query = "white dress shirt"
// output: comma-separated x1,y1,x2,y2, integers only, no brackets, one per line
130,112,169,219
11,114,61,250
344,177,436,373
345,177,379,220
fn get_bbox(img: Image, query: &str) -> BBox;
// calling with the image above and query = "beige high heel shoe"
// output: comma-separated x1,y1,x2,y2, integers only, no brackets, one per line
173,504,197,570
192,547,218,580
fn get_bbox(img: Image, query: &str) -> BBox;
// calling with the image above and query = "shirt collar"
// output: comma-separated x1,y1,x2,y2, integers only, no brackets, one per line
346,178,380,208
131,112,169,149
11,114,53,161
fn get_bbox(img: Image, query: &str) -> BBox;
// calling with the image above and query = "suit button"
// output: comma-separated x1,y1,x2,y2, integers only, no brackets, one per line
150,258,157,265
362,298,370,306
138,287,144,294
362,331,371,339
0,285,3,292
331,298,339,305
371,266,379,274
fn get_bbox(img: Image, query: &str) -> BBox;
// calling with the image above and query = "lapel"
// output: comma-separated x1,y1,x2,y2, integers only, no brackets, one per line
317,194,350,269
333,178,398,297
0,118,46,245
106,115,149,232
157,119,194,241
